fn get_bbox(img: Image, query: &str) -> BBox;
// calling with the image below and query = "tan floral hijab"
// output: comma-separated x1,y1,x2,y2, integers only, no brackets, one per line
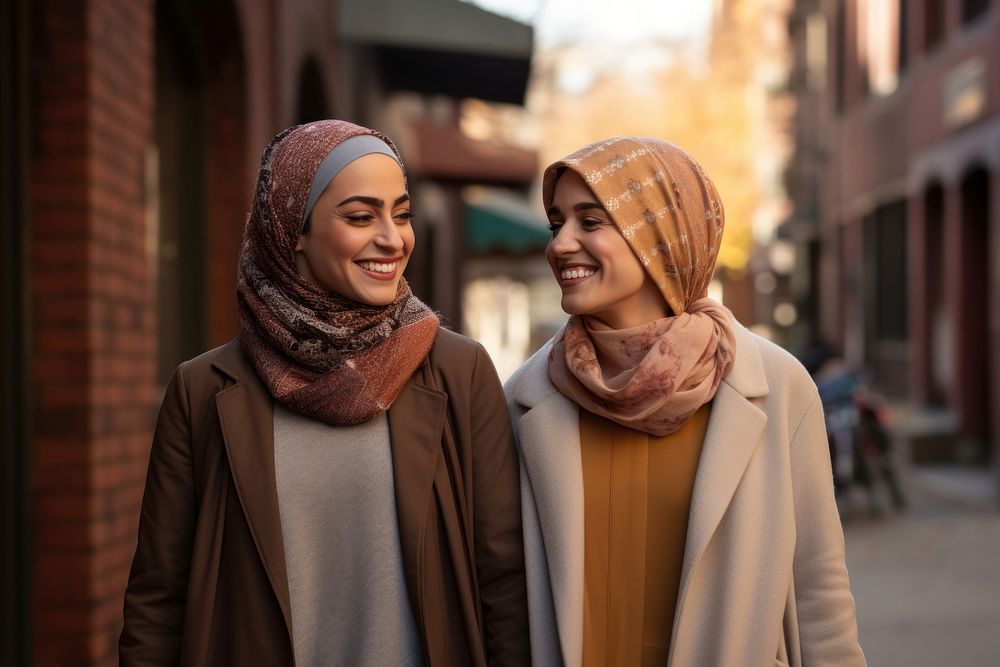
544,137,736,436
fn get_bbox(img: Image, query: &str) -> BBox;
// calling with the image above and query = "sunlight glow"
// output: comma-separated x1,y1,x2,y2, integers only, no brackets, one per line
463,0,713,49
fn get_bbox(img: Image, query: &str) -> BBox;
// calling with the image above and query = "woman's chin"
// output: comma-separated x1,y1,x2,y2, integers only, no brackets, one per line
355,295,395,307
354,285,400,307
560,296,595,318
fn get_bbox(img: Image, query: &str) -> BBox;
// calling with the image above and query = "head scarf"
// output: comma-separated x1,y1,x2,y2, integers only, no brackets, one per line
544,136,736,436
237,119,439,426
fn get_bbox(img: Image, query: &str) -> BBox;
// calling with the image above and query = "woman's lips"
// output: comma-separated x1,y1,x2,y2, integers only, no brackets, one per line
356,259,400,281
557,265,598,287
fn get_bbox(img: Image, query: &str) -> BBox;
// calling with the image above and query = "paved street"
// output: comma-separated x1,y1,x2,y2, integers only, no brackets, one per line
841,465,1000,666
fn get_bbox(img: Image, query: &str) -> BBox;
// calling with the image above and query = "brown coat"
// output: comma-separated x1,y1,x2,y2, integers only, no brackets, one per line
120,329,529,666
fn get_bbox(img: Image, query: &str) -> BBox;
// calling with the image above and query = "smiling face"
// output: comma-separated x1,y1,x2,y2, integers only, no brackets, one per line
546,170,669,329
294,153,414,305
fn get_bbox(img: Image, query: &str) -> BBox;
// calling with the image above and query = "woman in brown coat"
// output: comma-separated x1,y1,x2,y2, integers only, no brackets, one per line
120,120,529,666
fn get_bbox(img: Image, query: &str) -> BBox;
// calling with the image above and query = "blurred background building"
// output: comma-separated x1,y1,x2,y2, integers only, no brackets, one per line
2,0,999,665
783,0,999,465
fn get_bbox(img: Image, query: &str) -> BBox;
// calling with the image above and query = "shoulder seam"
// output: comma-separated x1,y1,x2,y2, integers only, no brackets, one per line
788,394,821,446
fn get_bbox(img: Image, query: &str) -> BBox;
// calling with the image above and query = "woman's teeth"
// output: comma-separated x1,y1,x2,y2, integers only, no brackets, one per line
359,261,396,273
561,267,596,280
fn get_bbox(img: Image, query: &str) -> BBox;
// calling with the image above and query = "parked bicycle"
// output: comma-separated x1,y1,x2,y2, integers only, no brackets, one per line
812,361,907,516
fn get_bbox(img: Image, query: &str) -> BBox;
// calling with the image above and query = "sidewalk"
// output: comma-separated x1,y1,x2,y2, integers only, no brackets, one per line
841,463,1000,666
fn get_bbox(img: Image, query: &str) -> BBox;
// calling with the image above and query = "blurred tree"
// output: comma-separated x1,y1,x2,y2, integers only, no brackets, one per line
463,0,794,276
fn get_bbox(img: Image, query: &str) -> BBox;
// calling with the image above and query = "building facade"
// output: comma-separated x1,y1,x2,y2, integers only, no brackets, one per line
786,0,999,462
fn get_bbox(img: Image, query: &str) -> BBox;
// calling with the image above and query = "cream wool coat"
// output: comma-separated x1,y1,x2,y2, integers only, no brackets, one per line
504,322,866,667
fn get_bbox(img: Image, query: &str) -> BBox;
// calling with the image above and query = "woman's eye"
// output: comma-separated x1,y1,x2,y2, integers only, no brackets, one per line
547,221,562,236
581,217,603,229
345,213,374,223
394,211,415,223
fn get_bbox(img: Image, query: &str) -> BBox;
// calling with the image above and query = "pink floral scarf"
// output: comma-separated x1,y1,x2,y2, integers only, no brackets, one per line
549,299,735,436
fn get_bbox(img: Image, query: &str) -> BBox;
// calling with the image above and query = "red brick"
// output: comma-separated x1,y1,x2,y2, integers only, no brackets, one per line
32,639,89,667
35,327,90,355
37,518,91,550
34,436,92,466
33,268,91,298
32,463,91,493
91,457,129,492
35,238,89,266
34,568,89,605
33,180,89,209
30,209,90,238
38,125,89,153
36,493,95,521
35,356,89,384
33,551,92,584
36,382,93,410
36,299,89,327
93,541,136,581
35,598,91,640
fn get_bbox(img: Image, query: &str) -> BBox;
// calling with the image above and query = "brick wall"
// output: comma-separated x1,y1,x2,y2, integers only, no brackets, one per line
23,0,360,662
30,1,155,664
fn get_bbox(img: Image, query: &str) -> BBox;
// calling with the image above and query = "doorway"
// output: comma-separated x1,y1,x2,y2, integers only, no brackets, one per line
924,182,948,406
959,167,992,461
155,1,208,384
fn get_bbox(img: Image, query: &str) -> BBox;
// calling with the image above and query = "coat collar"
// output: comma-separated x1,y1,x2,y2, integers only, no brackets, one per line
384,364,448,615
509,322,770,665
719,322,769,399
671,326,769,660
209,340,446,646
210,342,294,640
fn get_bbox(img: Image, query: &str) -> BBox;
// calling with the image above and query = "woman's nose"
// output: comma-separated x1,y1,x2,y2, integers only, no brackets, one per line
374,217,404,251
549,221,581,255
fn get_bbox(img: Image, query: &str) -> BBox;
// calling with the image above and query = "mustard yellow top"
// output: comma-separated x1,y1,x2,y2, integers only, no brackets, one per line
580,403,710,666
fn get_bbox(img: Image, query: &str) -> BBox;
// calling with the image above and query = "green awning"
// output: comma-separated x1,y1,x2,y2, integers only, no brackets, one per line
339,0,532,58
339,0,533,104
466,199,549,254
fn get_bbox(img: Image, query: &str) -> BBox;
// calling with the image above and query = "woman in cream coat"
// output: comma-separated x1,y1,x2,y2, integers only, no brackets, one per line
505,137,865,666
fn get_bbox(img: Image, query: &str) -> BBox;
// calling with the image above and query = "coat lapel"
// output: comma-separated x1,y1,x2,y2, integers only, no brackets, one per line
211,343,293,641
509,342,585,667
519,392,584,666
386,372,447,616
671,325,769,655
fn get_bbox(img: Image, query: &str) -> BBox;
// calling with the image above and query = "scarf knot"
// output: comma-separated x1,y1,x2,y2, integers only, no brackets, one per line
548,298,736,436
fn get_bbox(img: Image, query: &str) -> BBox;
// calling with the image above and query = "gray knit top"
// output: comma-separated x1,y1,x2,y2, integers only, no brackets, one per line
273,405,424,667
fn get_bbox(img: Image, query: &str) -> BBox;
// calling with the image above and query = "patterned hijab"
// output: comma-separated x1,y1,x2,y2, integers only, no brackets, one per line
237,120,439,426
544,137,736,436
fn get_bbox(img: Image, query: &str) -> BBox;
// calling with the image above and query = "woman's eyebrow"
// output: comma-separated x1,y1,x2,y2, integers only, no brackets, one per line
337,195,383,207
547,202,605,217
336,194,410,208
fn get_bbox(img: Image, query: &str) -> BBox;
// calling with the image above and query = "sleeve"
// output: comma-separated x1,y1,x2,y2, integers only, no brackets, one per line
119,363,197,666
469,344,531,665
790,394,867,666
